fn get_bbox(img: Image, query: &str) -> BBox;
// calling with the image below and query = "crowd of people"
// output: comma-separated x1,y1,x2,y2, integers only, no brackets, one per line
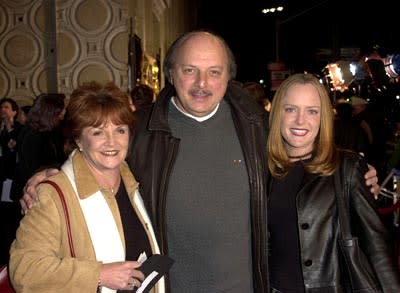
1,30,399,292
0,94,66,202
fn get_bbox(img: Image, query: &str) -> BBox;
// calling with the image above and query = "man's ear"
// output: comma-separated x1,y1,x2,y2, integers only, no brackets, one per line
169,71,174,84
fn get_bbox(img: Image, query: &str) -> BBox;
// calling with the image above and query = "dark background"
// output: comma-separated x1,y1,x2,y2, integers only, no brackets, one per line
196,0,399,83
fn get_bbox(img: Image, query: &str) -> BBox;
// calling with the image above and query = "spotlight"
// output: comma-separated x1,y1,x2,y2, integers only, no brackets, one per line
322,61,357,92
384,52,400,78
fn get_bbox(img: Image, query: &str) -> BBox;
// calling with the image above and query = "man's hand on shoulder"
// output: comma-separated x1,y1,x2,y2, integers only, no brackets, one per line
365,164,379,199
20,168,60,214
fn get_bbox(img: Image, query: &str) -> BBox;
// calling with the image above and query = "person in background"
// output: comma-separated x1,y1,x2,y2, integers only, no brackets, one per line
334,101,369,155
0,98,23,266
130,84,154,111
267,73,400,292
229,79,244,88
12,93,67,201
16,105,32,125
351,95,388,175
20,31,380,292
386,122,400,171
351,96,373,145
243,81,271,112
9,81,165,292
0,98,22,202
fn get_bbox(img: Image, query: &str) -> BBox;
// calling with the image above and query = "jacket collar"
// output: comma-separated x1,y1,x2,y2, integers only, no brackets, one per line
148,83,176,132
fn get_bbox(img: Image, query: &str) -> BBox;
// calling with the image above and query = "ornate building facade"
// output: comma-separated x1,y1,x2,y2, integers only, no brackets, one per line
0,0,198,106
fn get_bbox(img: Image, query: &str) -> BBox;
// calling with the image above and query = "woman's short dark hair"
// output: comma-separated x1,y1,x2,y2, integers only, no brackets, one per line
64,81,134,154
0,97,19,114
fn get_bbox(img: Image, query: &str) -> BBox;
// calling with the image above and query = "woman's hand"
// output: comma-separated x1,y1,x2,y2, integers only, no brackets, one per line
100,261,145,290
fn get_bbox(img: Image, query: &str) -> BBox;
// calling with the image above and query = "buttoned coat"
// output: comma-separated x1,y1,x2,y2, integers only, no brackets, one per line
296,151,400,292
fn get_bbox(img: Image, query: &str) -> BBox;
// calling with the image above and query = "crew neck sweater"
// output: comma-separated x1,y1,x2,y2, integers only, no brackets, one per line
166,99,253,292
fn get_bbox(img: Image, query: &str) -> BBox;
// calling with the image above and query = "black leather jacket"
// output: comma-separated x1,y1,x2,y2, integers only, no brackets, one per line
128,82,270,292
295,151,400,292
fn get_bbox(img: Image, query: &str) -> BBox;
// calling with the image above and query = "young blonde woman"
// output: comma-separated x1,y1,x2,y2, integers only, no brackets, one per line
267,73,400,292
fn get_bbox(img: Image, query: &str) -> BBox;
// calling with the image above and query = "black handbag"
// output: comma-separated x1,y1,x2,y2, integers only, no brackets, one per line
334,168,382,292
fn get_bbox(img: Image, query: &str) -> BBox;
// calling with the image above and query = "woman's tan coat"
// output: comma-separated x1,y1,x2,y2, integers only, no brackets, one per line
9,151,164,293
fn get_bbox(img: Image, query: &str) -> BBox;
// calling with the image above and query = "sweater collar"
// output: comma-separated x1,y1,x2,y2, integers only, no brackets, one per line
148,82,266,132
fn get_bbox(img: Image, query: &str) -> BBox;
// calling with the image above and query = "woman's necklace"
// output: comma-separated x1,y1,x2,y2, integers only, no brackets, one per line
110,179,121,194
100,176,121,195
288,151,313,160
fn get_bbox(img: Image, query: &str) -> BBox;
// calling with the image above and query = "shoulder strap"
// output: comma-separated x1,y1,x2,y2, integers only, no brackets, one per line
334,167,352,241
42,180,76,257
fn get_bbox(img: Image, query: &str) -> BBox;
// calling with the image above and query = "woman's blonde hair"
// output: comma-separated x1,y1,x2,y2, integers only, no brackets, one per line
267,73,338,178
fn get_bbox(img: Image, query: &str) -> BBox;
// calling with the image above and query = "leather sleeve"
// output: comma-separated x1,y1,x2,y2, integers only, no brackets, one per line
344,152,400,291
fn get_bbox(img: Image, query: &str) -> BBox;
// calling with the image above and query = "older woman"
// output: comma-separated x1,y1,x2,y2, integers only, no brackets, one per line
267,73,400,292
9,81,165,293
